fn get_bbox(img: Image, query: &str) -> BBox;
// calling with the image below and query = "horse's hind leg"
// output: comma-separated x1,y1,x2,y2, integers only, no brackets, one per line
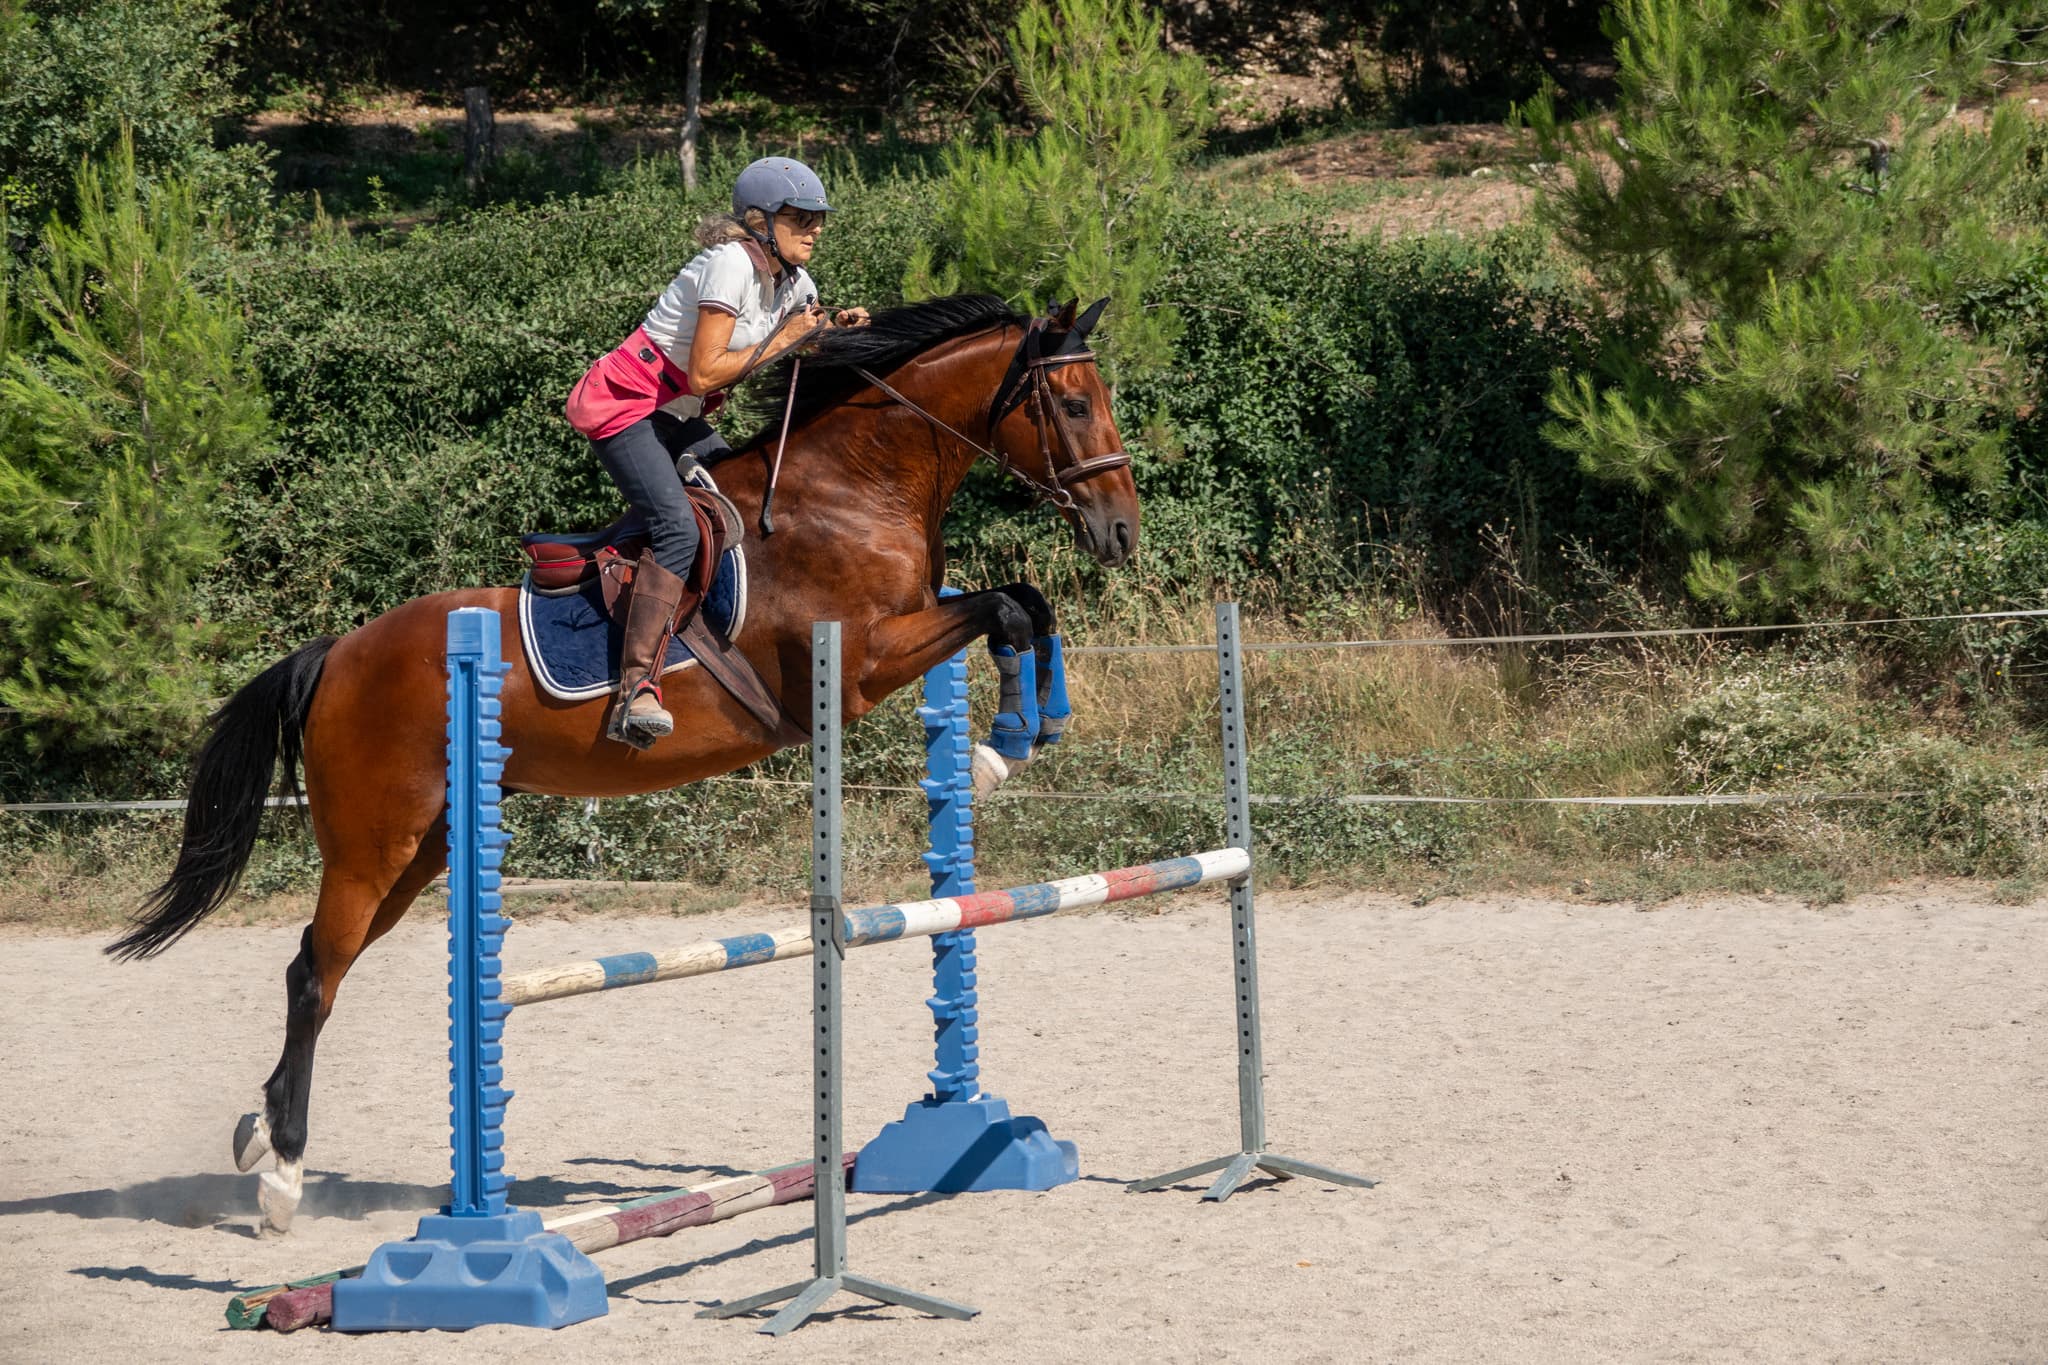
235,821,447,1233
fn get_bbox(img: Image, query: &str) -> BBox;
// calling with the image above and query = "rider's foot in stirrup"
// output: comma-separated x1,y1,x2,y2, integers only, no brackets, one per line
621,683,673,745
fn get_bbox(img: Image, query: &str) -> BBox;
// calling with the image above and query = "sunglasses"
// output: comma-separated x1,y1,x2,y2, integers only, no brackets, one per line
778,208,826,233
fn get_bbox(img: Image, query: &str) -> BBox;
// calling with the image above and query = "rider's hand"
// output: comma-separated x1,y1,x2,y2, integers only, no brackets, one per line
834,307,872,328
778,305,829,352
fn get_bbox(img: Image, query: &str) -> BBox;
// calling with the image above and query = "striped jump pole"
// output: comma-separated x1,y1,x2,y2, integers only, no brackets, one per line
501,850,1248,1007
230,1158,850,1332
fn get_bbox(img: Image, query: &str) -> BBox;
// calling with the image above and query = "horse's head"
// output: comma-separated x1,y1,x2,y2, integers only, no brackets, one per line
988,299,1141,569
755,294,1141,568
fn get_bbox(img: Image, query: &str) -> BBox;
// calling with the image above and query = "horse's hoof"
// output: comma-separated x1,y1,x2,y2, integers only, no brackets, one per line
233,1111,272,1173
971,743,1033,798
258,1161,303,1235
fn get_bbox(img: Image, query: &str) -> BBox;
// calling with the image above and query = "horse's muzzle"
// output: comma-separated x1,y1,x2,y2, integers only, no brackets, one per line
1077,511,1136,568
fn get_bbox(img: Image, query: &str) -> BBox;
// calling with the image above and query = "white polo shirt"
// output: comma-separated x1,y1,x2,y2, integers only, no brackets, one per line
641,240,817,418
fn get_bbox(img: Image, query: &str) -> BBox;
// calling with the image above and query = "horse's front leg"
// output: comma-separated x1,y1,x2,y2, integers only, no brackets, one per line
857,584,1065,796
856,587,1037,704
989,582,1072,751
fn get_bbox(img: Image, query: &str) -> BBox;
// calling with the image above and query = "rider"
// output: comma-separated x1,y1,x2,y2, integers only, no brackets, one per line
566,156,870,749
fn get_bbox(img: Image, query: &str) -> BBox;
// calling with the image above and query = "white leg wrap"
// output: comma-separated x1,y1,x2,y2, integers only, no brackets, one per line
258,1160,303,1235
233,1110,273,1173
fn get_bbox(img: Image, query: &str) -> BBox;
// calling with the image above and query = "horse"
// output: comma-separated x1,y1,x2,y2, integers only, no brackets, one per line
107,294,1140,1233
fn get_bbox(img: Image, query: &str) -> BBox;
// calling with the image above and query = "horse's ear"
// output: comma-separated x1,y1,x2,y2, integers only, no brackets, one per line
1055,298,1079,328
1073,297,1109,340
1048,297,1109,357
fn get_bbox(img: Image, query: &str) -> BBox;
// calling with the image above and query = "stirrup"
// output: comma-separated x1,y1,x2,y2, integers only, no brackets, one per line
608,680,673,750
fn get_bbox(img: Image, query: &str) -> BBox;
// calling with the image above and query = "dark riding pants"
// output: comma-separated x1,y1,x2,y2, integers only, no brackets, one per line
591,412,731,578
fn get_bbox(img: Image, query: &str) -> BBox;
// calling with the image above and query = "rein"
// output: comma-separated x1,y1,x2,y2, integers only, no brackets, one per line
848,320,1131,514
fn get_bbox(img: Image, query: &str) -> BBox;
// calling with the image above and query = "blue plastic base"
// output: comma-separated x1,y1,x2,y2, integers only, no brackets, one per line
330,1210,609,1332
852,1095,1079,1193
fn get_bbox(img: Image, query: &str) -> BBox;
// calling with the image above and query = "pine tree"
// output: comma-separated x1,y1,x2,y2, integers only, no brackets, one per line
0,135,270,752
1521,0,2042,613
907,0,1212,375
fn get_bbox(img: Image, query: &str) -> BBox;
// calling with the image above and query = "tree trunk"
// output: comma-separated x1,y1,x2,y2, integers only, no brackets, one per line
679,0,710,191
1501,0,1582,100
463,86,495,192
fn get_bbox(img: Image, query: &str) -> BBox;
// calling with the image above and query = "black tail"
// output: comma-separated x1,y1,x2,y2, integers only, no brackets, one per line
107,636,338,961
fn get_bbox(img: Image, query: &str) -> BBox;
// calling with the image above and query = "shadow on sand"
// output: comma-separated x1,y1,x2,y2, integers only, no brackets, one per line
0,1158,838,1236
0,1170,439,1232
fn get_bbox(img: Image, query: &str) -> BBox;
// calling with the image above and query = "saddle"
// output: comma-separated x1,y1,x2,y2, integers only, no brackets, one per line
517,486,801,743
519,487,735,615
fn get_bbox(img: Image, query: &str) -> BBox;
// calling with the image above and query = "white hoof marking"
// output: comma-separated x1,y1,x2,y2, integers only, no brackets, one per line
258,1161,303,1235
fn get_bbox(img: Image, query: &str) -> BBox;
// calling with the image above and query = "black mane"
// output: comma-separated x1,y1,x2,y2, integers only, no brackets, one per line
737,293,1024,449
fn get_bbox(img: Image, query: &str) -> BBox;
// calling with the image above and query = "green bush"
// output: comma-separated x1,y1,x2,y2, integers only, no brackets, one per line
214,157,944,648
1110,206,1644,596
1855,736,2048,877
1863,516,2048,693
1669,655,1880,790
0,0,273,231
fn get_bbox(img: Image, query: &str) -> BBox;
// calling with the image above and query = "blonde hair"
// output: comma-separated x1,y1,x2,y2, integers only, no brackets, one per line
694,208,770,249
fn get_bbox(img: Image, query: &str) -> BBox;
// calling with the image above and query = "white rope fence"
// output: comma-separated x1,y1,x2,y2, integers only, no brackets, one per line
1066,607,2048,656
5,605,2037,816
0,775,1929,817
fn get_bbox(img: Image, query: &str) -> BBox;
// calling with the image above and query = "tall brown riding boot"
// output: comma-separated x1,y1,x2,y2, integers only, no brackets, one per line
606,552,688,751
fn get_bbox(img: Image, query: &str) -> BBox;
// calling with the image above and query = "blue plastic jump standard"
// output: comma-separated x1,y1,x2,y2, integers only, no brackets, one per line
333,1210,607,1332
332,608,606,1333
853,1093,1077,1193
854,605,1077,1194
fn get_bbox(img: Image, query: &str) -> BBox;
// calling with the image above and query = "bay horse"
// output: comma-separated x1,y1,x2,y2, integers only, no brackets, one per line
108,294,1140,1233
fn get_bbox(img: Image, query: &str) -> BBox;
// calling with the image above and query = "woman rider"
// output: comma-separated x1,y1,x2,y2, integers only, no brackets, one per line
566,157,869,749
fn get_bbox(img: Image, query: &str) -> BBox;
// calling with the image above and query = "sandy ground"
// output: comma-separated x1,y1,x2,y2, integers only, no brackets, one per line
2,884,2043,1362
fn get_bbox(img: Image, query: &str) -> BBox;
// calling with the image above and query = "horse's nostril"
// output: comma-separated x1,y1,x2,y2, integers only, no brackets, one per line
1113,520,1133,555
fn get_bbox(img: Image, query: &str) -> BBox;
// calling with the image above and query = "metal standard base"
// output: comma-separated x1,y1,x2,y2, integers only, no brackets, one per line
853,1095,1078,1193
706,627,977,1341
697,1273,978,1337
1129,1151,1378,1203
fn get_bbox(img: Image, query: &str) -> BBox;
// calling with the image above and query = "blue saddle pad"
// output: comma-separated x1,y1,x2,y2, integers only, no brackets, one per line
518,545,746,702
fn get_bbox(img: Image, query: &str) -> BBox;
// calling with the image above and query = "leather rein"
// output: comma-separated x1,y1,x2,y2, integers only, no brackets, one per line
848,316,1131,515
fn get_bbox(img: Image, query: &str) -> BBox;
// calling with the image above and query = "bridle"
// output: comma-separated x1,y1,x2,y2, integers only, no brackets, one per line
849,303,1131,516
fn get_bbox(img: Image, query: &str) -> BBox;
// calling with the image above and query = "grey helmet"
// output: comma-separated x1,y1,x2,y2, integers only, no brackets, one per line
732,157,833,219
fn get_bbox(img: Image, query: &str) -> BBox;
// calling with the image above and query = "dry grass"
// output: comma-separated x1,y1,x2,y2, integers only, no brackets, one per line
8,563,2043,940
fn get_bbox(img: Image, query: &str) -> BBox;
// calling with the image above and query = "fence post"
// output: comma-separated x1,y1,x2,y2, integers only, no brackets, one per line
1129,601,1381,1201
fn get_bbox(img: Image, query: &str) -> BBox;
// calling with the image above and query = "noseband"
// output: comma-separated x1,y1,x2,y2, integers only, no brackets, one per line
851,312,1131,515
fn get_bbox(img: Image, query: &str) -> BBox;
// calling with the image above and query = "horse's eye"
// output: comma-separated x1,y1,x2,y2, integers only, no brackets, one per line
1063,398,1090,419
